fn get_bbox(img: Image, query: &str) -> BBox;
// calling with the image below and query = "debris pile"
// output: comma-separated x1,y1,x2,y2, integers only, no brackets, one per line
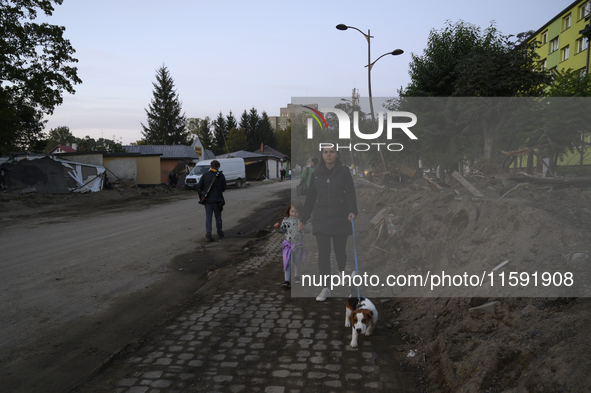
354,172,591,392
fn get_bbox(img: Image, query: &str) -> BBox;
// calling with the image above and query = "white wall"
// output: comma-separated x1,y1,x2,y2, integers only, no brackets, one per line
104,157,137,183
267,158,280,179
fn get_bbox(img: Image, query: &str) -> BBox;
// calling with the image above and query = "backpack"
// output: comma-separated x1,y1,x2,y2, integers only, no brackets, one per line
297,167,311,196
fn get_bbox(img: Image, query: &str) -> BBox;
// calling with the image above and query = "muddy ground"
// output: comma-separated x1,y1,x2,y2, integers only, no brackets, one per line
354,172,591,393
3,175,591,392
0,183,292,393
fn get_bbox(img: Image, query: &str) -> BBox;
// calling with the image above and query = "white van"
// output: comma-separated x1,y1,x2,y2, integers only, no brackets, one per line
184,158,246,190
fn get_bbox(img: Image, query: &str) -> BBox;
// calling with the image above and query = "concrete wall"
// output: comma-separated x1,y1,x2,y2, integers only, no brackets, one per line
60,153,104,167
103,157,137,184
136,156,161,185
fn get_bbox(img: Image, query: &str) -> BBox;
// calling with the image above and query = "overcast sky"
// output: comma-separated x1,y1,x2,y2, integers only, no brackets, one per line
40,0,564,144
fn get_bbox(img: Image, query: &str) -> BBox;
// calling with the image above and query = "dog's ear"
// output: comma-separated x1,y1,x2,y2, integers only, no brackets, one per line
369,310,373,316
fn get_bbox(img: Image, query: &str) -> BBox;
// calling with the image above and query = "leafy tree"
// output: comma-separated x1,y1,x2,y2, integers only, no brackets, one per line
187,117,215,151
547,69,591,97
402,20,485,97
44,125,75,152
536,70,591,171
75,135,124,153
400,21,549,169
186,117,199,143
97,137,125,153
453,30,549,161
141,65,189,145
0,0,81,154
274,125,291,158
226,127,247,153
0,91,45,153
453,31,548,97
76,136,97,151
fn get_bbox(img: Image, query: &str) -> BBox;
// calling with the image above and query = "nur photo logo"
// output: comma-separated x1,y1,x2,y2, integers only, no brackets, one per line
304,107,418,152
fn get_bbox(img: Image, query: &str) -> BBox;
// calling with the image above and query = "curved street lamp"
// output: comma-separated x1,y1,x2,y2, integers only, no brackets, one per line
336,24,404,173
340,97,365,175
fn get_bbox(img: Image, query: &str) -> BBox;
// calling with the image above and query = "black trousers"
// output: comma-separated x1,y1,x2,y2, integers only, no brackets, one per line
315,233,348,276
204,202,223,235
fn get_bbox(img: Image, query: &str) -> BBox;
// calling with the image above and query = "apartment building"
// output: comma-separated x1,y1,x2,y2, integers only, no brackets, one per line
268,103,320,131
528,0,590,75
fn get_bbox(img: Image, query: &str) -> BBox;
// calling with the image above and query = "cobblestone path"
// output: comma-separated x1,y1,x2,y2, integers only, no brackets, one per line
82,233,422,392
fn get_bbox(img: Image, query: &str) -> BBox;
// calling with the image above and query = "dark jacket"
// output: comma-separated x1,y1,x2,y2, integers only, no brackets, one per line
197,169,226,203
301,164,358,236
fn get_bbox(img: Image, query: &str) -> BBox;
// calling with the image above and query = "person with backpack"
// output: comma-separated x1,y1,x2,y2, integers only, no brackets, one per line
197,160,227,241
298,158,319,196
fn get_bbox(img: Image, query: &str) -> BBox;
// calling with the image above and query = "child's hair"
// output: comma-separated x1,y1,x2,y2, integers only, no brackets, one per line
285,200,304,217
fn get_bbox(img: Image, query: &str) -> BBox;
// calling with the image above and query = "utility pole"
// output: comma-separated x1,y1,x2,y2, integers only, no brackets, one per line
342,88,366,176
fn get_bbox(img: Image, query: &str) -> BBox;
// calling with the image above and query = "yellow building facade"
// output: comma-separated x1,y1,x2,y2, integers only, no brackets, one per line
521,1,591,173
529,0,590,75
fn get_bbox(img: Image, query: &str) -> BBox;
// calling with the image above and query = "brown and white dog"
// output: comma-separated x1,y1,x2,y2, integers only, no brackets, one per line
345,296,378,348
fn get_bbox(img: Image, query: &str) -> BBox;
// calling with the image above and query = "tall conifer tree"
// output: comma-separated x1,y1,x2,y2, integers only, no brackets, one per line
141,65,189,145
226,111,237,135
197,117,214,151
247,107,260,151
258,111,276,148
212,112,227,155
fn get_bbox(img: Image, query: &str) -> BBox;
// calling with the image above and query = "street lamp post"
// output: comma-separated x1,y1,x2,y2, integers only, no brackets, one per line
340,95,365,176
336,24,403,174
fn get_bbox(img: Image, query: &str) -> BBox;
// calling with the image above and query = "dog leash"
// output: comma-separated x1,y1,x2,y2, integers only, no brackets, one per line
351,218,361,301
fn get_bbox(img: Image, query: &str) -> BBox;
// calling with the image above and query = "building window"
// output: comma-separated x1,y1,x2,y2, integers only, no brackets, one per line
580,1,590,20
561,45,570,61
563,14,572,30
541,30,548,45
540,59,548,71
577,37,589,53
549,37,559,53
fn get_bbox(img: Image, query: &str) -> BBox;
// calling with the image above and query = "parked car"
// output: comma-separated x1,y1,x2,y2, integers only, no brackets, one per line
184,158,246,190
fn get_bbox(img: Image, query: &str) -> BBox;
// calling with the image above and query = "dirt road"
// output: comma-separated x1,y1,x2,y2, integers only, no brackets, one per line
0,181,291,393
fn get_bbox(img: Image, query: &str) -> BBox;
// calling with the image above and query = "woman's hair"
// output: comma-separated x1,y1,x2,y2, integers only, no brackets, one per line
285,200,304,217
316,143,343,176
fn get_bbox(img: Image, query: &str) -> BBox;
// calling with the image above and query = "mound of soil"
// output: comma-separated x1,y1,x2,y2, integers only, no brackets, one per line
354,173,591,393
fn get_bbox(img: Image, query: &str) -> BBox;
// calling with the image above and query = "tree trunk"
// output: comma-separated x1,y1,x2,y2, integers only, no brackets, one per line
526,149,534,175
483,122,494,161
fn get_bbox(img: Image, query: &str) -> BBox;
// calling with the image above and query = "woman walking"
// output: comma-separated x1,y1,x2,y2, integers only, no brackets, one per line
299,145,358,301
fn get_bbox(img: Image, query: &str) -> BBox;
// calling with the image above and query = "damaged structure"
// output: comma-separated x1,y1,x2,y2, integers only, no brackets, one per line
0,155,106,194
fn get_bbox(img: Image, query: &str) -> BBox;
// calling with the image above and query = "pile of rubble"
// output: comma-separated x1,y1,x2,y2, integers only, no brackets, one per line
354,171,591,392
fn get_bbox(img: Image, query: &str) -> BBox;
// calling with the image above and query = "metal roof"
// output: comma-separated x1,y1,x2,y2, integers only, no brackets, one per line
253,145,290,160
123,145,199,159
217,150,268,159
202,149,216,160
